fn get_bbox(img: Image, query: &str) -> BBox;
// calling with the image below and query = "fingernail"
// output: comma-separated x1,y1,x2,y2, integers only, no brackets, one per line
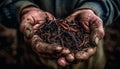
56,46,62,51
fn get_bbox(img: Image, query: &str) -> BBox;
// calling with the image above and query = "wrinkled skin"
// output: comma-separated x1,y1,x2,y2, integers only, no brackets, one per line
20,6,105,67
58,9,105,66
20,7,72,66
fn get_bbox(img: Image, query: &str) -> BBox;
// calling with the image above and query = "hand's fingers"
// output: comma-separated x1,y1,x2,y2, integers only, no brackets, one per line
45,12,56,20
75,51,89,60
35,46,63,58
65,15,75,23
53,46,63,52
65,53,74,62
65,10,89,23
90,16,104,44
50,48,70,57
45,45,63,54
33,44,63,58
87,47,96,56
65,11,80,23
57,57,69,67
80,21,90,32
61,48,70,55
75,47,96,61
33,24,41,30
36,44,62,54
41,47,71,58
26,11,47,25
33,12,55,30
20,19,34,39
33,38,63,54
20,14,34,32
91,27,104,44
39,45,71,58
47,43,63,53
31,36,64,58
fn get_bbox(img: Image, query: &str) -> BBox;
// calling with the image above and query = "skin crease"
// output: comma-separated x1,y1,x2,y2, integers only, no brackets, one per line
20,7,73,66
61,9,104,66
20,6,104,67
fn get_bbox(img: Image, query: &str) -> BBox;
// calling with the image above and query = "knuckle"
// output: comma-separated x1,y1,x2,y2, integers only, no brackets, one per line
87,47,96,56
61,48,70,54
75,51,89,60
66,54,74,62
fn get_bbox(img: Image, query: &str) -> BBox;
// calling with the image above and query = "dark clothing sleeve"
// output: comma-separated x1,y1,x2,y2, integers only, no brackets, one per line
13,0,120,26
77,0,120,26
14,0,38,15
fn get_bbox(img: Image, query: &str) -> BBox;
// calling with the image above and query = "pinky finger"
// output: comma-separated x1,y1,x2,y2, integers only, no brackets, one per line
57,57,69,67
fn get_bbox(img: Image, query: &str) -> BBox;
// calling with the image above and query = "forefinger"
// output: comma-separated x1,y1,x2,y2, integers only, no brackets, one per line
75,47,96,61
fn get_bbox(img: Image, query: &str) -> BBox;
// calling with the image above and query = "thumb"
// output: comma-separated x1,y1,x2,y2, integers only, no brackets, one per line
45,12,56,21
90,24,105,45
89,15,105,45
65,13,77,23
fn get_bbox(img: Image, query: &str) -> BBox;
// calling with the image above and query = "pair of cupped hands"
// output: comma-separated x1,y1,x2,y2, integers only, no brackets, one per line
20,6,104,67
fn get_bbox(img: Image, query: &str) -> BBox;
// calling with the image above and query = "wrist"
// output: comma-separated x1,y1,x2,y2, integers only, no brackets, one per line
20,6,42,17
75,9,95,15
71,9,95,17
20,6,40,15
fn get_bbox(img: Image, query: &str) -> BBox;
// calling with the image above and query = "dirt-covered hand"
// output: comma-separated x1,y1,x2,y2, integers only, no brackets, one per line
20,6,55,32
65,9,104,62
20,7,68,57
19,6,71,58
31,35,71,58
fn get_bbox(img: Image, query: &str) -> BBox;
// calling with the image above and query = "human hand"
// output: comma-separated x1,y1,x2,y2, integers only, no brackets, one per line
60,9,105,65
19,6,73,66
20,6,55,32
